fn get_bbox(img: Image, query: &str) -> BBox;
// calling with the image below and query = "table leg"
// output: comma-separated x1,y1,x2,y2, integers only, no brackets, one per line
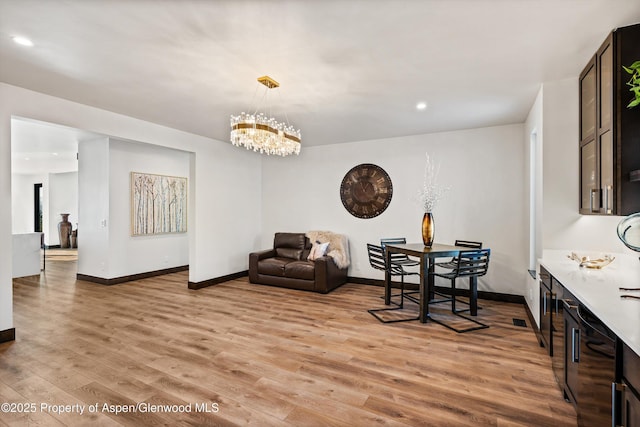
469,276,478,316
420,255,428,323
428,258,435,302
384,249,391,305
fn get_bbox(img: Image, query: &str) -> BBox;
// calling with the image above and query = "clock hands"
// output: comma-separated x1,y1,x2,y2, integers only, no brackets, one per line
360,180,373,194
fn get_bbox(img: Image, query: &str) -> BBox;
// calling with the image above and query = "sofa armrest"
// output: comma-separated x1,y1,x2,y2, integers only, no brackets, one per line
251,248,276,261
314,255,348,293
249,249,276,283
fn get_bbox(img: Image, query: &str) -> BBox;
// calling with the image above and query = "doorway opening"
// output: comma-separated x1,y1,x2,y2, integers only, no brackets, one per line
33,183,43,233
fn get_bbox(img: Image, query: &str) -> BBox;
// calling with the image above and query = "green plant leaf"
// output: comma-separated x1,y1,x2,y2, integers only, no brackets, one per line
624,61,640,108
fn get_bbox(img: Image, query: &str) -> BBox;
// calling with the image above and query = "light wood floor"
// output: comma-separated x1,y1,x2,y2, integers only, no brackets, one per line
1,258,576,426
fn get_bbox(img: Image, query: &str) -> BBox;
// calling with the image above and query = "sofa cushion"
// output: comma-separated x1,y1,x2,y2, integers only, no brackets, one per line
275,247,303,260
257,257,290,276
284,260,315,280
274,232,306,249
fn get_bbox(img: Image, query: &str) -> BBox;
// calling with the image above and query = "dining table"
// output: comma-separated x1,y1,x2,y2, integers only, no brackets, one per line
384,242,476,323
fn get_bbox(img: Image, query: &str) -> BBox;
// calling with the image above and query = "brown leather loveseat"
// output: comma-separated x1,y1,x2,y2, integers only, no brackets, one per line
249,232,348,293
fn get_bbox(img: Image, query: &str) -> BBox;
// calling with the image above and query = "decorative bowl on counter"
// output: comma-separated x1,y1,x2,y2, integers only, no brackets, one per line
568,252,615,269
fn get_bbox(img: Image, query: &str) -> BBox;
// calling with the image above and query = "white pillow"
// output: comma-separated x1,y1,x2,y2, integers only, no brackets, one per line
308,241,330,261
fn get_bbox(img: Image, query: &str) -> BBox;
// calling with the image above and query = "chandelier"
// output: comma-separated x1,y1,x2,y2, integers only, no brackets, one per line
230,76,301,156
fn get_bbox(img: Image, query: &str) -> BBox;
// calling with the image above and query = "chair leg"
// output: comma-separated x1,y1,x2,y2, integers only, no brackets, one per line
431,277,489,333
368,271,420,323
451,277,478,315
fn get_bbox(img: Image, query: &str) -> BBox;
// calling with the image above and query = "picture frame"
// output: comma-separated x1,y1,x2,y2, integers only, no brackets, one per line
130,172,187,236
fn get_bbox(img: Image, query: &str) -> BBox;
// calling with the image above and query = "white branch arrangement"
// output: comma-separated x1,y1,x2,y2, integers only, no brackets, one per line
416,152,449,213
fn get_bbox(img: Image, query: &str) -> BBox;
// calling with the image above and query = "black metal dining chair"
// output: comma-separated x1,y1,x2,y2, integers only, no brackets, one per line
380,237,420,303
434,239,483,270
430,249,491,333
433,239,483,309
380,237,420,267
367,243,420,323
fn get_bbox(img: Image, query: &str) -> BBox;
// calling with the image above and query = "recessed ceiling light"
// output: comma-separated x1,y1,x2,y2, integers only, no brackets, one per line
24,157,30,161
12,36,33,47
51,152,58,156
416,102,428,111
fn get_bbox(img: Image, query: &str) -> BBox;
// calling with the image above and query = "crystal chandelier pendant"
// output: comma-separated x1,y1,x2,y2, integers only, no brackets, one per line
230,76,301,156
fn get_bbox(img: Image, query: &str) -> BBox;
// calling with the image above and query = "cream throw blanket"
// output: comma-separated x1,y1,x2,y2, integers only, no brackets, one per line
306,230,350,269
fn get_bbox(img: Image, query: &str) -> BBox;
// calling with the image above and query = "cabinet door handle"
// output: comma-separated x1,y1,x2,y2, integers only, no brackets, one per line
591,189,599,213
543,291,547,315
571,328,580,363
551,291,559,314
603,185,612,214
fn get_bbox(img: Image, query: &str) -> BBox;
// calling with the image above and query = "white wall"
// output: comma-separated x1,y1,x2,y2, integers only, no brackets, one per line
11,172,47,234
524,86,543,325
78,137,190,279
541,78,633,254
77,137,110,277
262,124,528,296
108,138,189,278
524,77,637,328
11,171,78,246
0,82,262,334
0,112,11,332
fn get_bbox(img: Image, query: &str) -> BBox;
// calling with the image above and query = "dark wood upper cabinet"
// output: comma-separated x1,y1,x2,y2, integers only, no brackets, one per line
579,23,640,215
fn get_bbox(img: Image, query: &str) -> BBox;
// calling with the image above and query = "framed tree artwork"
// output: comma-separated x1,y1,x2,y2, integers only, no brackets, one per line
131,172,187,236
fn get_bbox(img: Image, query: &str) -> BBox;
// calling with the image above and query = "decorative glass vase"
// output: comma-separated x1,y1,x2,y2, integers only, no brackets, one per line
422,212,435,247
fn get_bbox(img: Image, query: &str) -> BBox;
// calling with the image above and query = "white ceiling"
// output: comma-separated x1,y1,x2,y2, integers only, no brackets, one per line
2,0,640,152
10,118,102,174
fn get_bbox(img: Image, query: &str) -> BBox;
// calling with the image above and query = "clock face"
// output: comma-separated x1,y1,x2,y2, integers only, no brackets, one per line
340,163,393,219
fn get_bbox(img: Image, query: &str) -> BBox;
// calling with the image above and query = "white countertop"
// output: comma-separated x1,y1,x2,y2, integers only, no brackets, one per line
540,250,640,357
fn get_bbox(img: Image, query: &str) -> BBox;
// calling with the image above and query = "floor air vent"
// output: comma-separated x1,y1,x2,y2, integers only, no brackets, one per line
512,318,527,327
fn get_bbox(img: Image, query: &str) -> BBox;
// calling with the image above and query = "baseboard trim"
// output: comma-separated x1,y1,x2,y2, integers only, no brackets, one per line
0,328,16,343
347,276,418,288
347,276,383,286
347,276,525,304
77,265,189,286
432,285,525,304
188,271,248,290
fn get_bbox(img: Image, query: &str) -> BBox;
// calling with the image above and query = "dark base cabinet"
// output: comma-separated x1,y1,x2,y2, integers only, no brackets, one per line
564,300,579,404
551,277,565,389
539,266,552,352
577,306,616,426
619,343,640,426
563,298,617,425
543,267,640,426
622,383,640,426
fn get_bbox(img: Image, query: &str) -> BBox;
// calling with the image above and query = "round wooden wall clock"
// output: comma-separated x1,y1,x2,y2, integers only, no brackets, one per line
340,163,393,219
